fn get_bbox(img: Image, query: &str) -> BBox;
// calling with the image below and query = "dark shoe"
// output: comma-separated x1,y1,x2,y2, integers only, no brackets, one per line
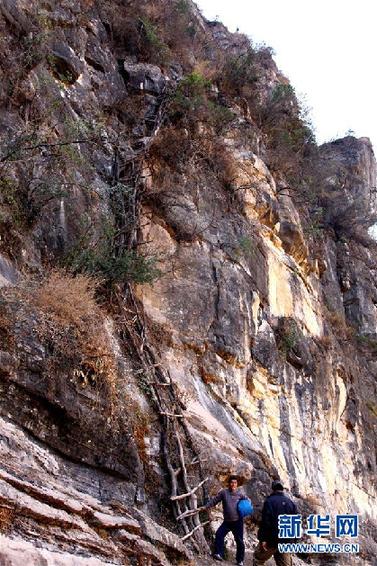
213,555,223,561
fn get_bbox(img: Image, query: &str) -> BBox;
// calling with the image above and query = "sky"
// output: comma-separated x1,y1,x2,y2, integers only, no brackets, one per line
196,0,377,152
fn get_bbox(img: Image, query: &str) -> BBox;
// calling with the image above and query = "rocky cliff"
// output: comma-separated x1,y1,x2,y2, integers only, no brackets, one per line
0,1,376,564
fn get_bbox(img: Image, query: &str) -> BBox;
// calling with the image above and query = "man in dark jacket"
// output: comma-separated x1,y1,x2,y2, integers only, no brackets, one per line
205,475,249,565
253,480,298,566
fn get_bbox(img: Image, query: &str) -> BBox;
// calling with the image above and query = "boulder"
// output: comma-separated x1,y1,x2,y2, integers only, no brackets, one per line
123,61,167,95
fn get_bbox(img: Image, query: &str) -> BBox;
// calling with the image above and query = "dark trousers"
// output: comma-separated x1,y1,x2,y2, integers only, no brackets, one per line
214,518,245,562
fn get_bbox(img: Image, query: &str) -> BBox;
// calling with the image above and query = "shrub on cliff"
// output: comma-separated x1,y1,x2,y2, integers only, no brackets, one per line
217,50,257,97
100,0,199,67
148,123,236,195
31,271,118,406
148,67,236,192
64,220,161,286
68,245,161,285
259,84,315,182
32,270,103,329
1,271,118,410
168,71,233,133
169,71,211,119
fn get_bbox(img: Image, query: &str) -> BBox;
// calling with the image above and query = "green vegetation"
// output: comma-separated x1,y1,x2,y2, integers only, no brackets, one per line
170,71,211,115
0,177,26,228
0,113,106,260
169,71,234,133
304,206,325,236
100,0,198,67
355,334,377,353
235,236,254,259
267,84,314,140
20,32,49,70
219,51,257,96
259,83,315,184
4,31,49,99
179,71,211,94
65,220,161,286
139,17,170,64
270,83,295,104
176,0,191,14
280,323,298,353
70,246,161,285
206,101,234,133
136,371,154,399
140,17,160,46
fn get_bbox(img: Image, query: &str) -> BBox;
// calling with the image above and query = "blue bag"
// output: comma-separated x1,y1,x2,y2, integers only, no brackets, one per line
238,499,253,518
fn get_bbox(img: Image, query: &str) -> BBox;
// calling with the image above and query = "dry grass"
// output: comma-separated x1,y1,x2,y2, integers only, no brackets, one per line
315,333,333,349
148,127,193,175
32,271,100,327
325,308,355,340
0,506,15,533
203,139,238,189
149,126,237,194
28,270,118,410
200,369,222,385
130,406,150,465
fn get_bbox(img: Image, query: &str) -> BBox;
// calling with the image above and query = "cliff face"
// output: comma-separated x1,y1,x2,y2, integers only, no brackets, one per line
0,1,376,565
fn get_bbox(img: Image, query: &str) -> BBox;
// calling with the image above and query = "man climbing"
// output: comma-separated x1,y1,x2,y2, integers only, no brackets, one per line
253,480,298,566
205,475,249,565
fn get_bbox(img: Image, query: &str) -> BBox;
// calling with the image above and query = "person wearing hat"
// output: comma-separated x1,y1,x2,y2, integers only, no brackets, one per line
253,480,298,566
204,474,250,565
